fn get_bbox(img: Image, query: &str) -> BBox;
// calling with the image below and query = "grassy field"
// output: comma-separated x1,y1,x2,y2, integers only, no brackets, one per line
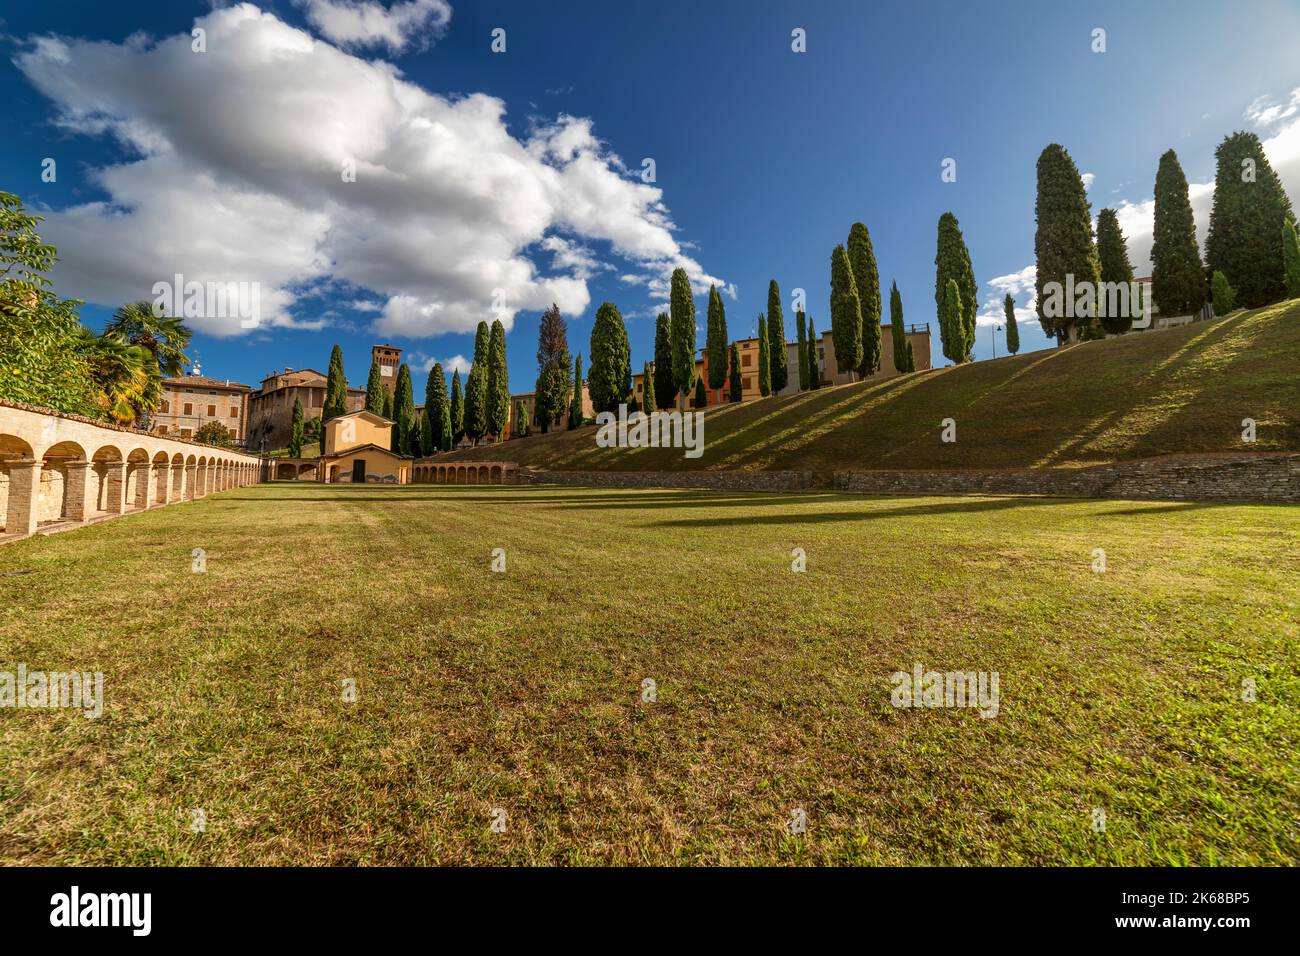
443,301,1300,473
1,482,1297,865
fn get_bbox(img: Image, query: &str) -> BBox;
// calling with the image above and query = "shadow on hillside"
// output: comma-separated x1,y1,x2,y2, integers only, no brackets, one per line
644,495,1081,528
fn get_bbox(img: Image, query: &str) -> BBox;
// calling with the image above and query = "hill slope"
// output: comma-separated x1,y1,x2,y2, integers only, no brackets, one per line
444,301,1300,473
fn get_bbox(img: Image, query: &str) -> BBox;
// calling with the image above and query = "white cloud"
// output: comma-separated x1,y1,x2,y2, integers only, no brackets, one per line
442,354,470,375
1245,88,1300,129
1081,171,1096,191
14,3,725,338
296,0,451,53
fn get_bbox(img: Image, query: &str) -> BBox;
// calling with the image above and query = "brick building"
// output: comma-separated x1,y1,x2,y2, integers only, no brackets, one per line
152,374,252,443
246,368,364,452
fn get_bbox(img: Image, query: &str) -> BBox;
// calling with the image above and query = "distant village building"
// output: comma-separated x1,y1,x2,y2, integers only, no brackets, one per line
509,381,594,437
371,344,402,402
152,373,252,443
246,367,364,451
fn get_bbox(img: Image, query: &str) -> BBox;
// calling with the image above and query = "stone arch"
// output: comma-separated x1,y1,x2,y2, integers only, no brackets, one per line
275,462,296,481
1,434,38,535
37,440,90,524
90,444,125,513
491,464,502,484
126,448,151,510
152,451,171,505
478,465,489,484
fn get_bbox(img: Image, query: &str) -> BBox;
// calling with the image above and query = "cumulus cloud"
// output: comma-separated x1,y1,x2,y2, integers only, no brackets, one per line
297,0,451,53
13,4,725,338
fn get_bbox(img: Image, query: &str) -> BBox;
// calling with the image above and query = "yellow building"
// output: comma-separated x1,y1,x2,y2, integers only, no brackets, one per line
318,410,411,484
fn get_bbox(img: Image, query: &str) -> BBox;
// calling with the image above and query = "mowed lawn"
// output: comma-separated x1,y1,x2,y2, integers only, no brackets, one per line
1,482,1296,866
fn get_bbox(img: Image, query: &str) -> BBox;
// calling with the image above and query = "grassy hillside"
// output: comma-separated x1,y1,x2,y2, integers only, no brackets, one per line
447,301,1299,472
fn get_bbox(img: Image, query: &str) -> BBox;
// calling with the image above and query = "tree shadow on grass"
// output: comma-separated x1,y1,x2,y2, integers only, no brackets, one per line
643,495,1082,528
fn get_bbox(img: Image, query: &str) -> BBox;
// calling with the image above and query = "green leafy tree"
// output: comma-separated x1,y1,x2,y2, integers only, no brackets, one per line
1211,270,1236,314
1095,207,1136,334
848,223,882,377
487,319,509,441
940,280,964,365
80,331,154,425
322,345,349,441
795,308,808,390
588,302,631,413
766,279,788,392
1034,145,1100,344
533,303,571,433
669,268,696,407
642,362,657,414
450,368,464,444
569,353,584,428
0,191,99,417
408,413,423,458
652,312,675,410
889,281,910,372
1206,131,1297,308
392,363,415,454
693,376,707,409
515,400,530,437
195,420,233,447
103,300,191,425
1284,220,1300,299
936,211,978,359
757,315,772,396
830,244,863,375
705,284,729,391
806,316,821,388
288,398,304,457
728,343,742,401
464,321,489,444
424,362,448,453
364,361,385,413
1152,149,1206,317
1003,293,1020,355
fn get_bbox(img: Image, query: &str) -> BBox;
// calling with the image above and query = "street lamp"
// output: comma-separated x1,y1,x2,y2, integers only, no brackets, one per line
992,323,1003,360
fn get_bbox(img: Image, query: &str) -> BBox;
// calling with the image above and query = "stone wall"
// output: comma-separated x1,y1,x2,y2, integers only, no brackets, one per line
519,453,1298,503
834,453,1299,503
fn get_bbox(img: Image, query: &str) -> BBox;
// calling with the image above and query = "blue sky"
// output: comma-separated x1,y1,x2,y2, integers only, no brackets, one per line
4,0,1300,400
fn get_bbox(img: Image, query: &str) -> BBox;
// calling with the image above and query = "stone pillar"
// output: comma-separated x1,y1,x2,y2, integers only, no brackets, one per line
4,460,44,537
155,463,171,506
134,462,154,510
63,460,92,522
185,464,198,500
103,461,127,514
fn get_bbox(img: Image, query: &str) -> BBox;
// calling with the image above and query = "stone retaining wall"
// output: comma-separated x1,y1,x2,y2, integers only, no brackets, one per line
521,453,1299,503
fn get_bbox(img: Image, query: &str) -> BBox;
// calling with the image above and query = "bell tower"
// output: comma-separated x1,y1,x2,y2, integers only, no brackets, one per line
372,344,402,402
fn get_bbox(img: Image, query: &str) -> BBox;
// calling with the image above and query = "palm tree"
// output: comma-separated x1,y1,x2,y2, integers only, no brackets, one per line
78,330,155,425
104,301,191,378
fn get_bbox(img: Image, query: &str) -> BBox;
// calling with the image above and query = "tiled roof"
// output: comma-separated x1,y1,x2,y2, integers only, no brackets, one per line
164,375,252,391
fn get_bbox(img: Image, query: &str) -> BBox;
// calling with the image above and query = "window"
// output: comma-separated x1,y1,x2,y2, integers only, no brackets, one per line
742,354,753,367
183,403,193,416
743,377,753,390
313,392,323,408
180,428,192,437
230,407,240,419
161,400,170,413
207,405,217,417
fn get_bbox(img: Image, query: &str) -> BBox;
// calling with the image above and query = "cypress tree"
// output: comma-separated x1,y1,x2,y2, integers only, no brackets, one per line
1033,145,1099,345
322,344,348,433
440,389,452,451
569,353,584,428
289,398,304,458
464,321,489,444
795,308,808,390
1152,149,1206,317
642,362,657,414
392,363,415,454
652,312,675,410
935,212,978,359
728,343,742,401
533,303,571,433
889,280,908,373
1206,131,1296,308
380,387,392,419
364,361,384,413
1096,207,1136,334
693,375,707,409
1284,220,1300,298
830,244,863,375
1211,270,1236,314
757,315,771,396
449,369,464,445
424,362,447,453
515,400,529,437
669,268,696,407
706,285,728,390
588,301,631,414
487,318,509,441
941,280,963,365
806,316,820,388
848,222,882,377
1003,293,1020,355
766,279,788,392
408,413,423,458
